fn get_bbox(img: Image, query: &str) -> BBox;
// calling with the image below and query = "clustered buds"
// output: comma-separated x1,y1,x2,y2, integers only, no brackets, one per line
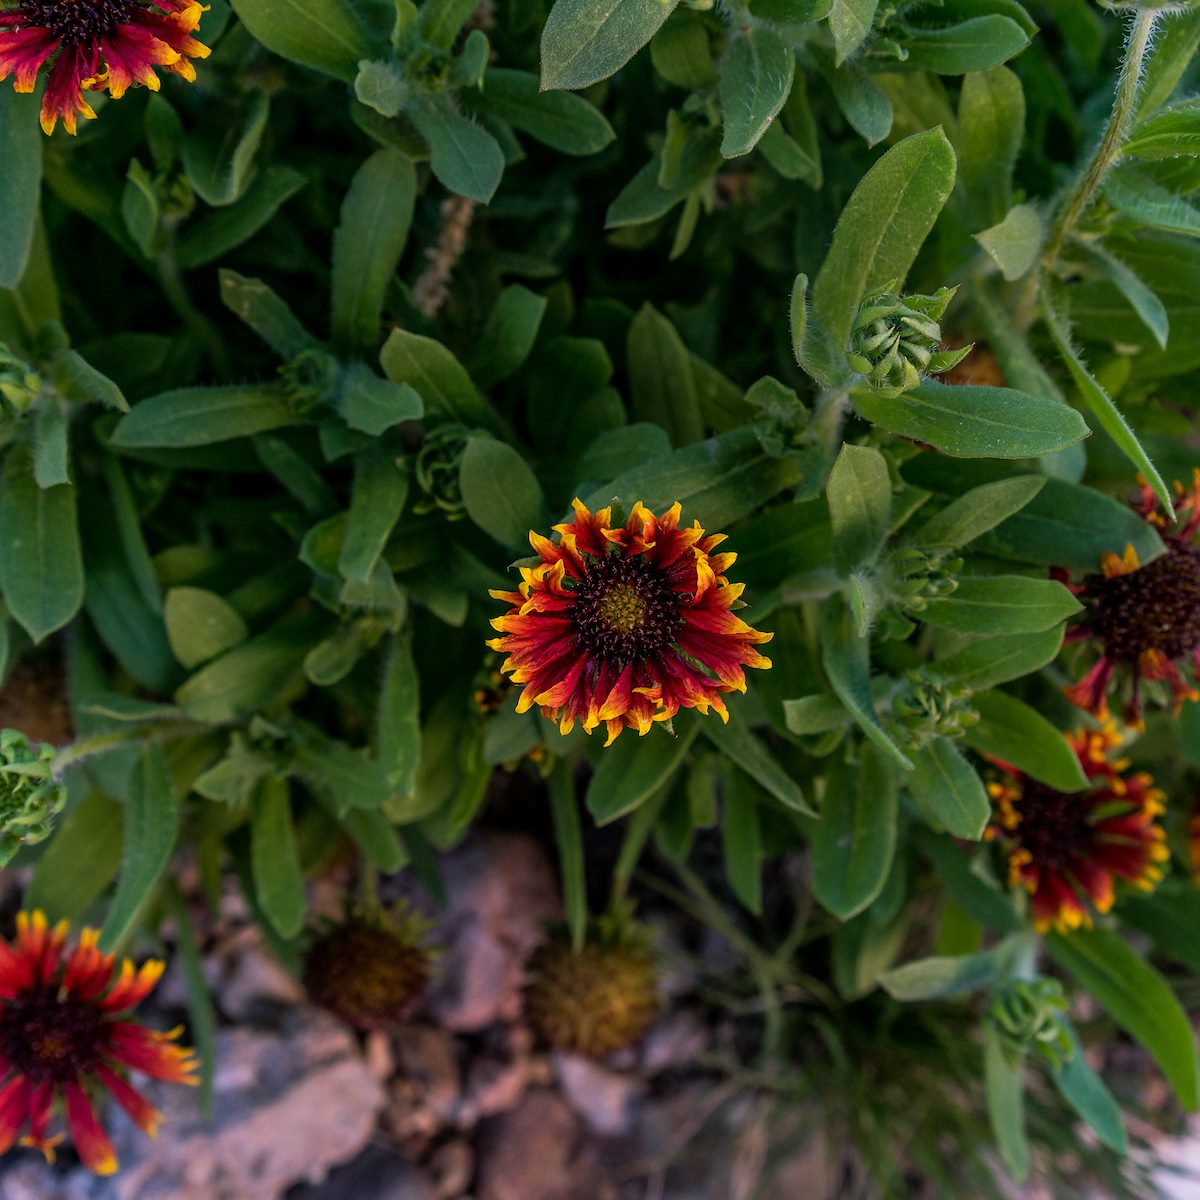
986,979,1073,1068
889,667,979,750
524,916,660,1057
848,284,970,396
302,906,433,1030
279,349,341,413
879,547,962,639
0,729,66,866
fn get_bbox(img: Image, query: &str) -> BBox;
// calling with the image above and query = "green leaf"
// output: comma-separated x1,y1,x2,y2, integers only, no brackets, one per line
164,587,250,670
99,746,180,951
111,386,299,448
605,134,722,228
175,614,318,723
480,68,615,154
782,693,852,735
963,691,1088,792
1047,927,1199,1111
919,575,1081,634
825,60,892,147
900,16,1029,74
220,270,321,360
810,129,957,359
650,12,717,88
908,736,990,839
460,437,546,548
0,89,43,288
719,28,795,158
178,166,306,269
935,628,1064,691
337,365,424,436
229,0,374,80
627,304,704,447
378,632,421,798
830,0,880,65
1125,98,1200,160
1104,166,1200,237
409,100,505,203
587,722,699,825
957,66,1024,227
181,92,270,207
550,763,588,950
292,732,390,811
975,203,1043,281
1050,1020,1128,1154
1137,9,1200,119
984,1024,1030,1183
821,596,913,771
541,0,679,91
1076,241,1168,351
909,476,1045,550
1121,891,1200,976
813,745,898,920
1040,274,1172,515
880,945,1005,1000
702,714,815,815
341,808,405,872
339,452,409,583
332,149,416,355
827,444,892,577
722,781,763,915
579,427,804,531
26,792,123,921
851,380,1088,459
965,476,1165,571
0,444,84,644
380,328,502,434
50,348,128,413
469,285,548,389
251,775,306,939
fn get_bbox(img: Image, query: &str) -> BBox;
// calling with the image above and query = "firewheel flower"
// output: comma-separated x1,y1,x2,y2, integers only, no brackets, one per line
487,499,772,745
986,726,1169,934
0,911,198,1175
1059,473,1200,728
0,1,210,136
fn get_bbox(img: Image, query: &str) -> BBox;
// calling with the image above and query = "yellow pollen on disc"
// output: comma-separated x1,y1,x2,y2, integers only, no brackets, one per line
598,583,648,634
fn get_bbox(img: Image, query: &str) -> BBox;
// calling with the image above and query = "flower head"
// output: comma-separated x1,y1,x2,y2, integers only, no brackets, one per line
302,909,432,1031
0,911,198,1174
1062,474,1200,728
0,0,210,136
524,918,659,1057
986,726,1168,934
0,729,65,866
488,499,772,745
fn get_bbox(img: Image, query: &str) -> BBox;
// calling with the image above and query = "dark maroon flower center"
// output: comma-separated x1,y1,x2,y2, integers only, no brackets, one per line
0,987,105,1083
1012,782,1096,871
1085,540,1200,664
19,0,138,44
572,554,683,664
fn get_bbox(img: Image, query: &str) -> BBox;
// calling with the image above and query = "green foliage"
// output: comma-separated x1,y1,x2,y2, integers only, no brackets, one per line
2,0,1199,1189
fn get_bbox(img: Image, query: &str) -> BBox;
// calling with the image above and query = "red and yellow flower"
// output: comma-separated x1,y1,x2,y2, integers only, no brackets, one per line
1060,473,1200,728
0,911,198,1175
488,499,772,745
986,726,1169,934
0,0,209,136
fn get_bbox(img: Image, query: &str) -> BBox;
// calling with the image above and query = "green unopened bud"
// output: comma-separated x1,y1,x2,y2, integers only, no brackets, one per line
987,979,1073,1068
889,666,978,749
0,346,41,417
885,546,963,614
279,349,341,413
0,730,66,866
413,423,469,518
849,284,971,397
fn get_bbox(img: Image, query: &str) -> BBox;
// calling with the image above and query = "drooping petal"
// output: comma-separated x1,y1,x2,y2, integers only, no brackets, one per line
65,1083,118,1176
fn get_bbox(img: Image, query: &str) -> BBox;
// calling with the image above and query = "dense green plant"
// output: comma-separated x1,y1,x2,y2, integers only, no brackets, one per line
1,0,1200,1188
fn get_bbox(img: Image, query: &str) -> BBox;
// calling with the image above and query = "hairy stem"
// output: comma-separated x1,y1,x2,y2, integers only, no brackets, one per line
1040,8,1158,270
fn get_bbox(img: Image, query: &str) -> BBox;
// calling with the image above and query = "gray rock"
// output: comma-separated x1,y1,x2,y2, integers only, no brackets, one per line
286,1146,436,1200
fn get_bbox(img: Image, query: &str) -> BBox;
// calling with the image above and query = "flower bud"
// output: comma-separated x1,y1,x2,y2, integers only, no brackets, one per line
987,979,1072,1068
0,729,66,866
847,283,971,396
413,423,470,518
0,346,40,417
524,916,660,1057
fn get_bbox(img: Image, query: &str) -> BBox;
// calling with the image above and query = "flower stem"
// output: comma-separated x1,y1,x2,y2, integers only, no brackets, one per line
1040,8,1158,271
